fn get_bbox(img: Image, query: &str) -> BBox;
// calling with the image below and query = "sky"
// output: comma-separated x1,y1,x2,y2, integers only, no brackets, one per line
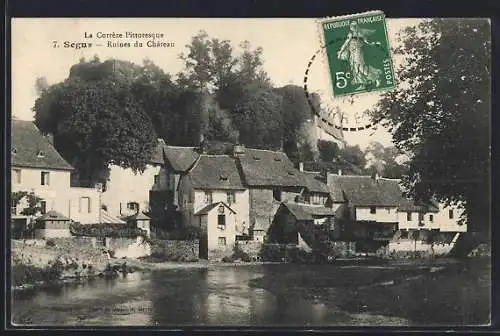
11,18,421,149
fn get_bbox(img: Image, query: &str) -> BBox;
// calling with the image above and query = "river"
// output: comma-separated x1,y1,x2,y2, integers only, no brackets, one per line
11,259,491,326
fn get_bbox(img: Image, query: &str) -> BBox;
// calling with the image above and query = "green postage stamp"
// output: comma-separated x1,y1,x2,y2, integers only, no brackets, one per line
317,11,395,97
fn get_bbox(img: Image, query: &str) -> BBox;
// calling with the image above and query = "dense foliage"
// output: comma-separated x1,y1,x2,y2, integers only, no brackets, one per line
11,191,43,216
32,31,339,187
69,222,147,238
372,19,491,235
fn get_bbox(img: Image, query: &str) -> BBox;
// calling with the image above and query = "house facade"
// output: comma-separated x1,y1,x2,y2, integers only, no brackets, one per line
101,139,167,219
236,146,307,240
11,120,100,225
326,173,401,250
195,202,238,259
178,154,249,227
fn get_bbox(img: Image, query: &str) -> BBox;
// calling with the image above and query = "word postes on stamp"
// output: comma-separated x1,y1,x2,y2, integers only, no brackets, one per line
318,11,395,97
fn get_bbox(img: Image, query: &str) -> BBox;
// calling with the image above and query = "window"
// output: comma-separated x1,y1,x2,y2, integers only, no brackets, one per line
11,199,17,215
37,151,45,158
227,191,236,205
40,200,47,214
41,171,50,185
304,193,311,204
153,175,159,185
312,194,322,205
218,214,226,230
127,202,139,212
386,207,391,213
204,191,213,204
12,169,21,184
218,237,227,246
273,188,282,201
429,214,434,222
418,213,424,221
79,197,91,213
400,230,409,239
449,209,454,219
406,212,412,221
370,207,376,214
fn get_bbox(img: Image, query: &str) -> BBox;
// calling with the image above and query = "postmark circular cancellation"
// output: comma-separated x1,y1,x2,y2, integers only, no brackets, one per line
304,10,396,134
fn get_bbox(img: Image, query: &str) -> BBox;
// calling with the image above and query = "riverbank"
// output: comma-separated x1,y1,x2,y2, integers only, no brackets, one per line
249,257,491,325
10,238,483,293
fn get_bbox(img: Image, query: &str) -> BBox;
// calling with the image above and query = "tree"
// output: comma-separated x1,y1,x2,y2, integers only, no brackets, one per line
33,75,157,187
274,85,314,160
372,19,491,241
317,140,340,162
233,84,284,149
364,141,408,179
11,191,43,216
338,145,367,171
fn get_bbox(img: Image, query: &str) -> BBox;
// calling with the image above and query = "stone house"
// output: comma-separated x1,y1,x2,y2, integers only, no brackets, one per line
326,172,401,251
11,120,100,225
150,144,200,231
177,154,249,233
235,146,307,240
268,202,338,247
390,197,467,255
194,201,238,259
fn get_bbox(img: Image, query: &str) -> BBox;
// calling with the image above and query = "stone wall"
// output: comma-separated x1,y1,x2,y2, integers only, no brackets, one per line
150,239,199,261
249,188,275,232
236,240,263,260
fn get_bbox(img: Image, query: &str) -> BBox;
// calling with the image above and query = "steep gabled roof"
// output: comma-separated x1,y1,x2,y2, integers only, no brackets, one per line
281,202,338,221
189,155,245,190
163,145,200,172
238,148,306,187
11,120,73,171
328,175,403,206
302,171,329,194
195,201,236,215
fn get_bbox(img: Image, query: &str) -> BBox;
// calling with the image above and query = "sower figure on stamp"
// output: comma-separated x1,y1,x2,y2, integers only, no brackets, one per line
337,21,383,90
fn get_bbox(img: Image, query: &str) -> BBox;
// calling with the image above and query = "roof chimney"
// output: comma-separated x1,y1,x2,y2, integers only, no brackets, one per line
299,162,304,172
233,144,245,157
337,169,342,176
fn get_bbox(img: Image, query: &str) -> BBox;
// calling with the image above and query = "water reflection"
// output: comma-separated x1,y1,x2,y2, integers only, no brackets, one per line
11,261,490,326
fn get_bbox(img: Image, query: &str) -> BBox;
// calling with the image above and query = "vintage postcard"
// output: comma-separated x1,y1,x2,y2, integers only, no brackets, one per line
9,16,491,327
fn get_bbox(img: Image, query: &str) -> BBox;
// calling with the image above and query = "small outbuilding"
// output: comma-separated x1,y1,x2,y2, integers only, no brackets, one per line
34,210,71,238
123,211,151,237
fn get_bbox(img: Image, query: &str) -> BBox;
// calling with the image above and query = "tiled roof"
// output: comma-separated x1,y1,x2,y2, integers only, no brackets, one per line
302,171,329,193
100,210,127,224
125,211,151,220
189,155,245,190
282,202,338,221
398,197,440,213
328,175,403,206
195,201,236,215
38,210,70,221
238,148,306,187
12,120,73,170
163,145,200,172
